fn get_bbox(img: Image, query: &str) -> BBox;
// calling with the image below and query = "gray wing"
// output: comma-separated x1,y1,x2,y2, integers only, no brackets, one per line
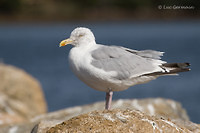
91,45,164,80
122,48,164,59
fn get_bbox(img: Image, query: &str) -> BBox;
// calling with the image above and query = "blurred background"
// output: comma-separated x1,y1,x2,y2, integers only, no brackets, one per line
0,0,200,123
0,0,199,21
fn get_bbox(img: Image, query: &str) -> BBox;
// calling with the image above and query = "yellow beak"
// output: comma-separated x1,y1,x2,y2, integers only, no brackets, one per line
59,38,73,47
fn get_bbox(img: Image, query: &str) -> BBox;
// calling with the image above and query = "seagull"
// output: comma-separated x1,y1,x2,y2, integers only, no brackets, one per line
59,27,190,110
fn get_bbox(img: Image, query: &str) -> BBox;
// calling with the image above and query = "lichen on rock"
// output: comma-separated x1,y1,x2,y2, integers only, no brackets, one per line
46,109,198,133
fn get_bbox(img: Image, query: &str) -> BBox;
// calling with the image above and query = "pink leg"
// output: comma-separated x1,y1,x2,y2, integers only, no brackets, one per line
105,91,113,110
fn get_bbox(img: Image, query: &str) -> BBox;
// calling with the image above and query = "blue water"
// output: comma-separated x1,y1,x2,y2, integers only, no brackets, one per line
0,21,200,123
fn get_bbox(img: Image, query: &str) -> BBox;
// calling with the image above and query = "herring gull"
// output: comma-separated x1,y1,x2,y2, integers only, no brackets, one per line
59,27,190,110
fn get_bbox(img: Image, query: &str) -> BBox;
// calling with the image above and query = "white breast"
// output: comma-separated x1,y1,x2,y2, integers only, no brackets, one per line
68,45,126,92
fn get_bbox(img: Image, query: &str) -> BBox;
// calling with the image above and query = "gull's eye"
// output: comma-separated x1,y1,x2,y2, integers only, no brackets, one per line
79,34,84,37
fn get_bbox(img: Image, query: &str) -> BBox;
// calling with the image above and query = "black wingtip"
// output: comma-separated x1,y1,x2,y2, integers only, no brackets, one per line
184,62,191,66
163,62,191,68
177,62,190,68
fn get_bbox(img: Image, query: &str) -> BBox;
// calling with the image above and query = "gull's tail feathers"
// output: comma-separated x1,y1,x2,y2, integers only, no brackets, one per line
144,62,190,76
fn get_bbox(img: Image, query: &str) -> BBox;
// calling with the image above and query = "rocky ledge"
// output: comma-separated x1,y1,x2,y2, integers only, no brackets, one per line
31,98,200,133
45,109,199,133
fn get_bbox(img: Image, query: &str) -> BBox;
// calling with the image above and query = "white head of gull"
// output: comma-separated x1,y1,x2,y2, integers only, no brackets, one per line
59,27,190,110
60,27,95,47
